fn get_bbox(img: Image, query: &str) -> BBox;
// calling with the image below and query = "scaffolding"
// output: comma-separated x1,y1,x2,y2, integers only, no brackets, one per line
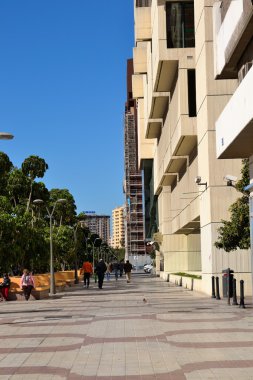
124,110,145,257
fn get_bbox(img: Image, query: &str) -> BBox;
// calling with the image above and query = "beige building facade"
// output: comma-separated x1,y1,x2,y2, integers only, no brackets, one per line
132,0,251,295
214,0,253,294
111,205,125,249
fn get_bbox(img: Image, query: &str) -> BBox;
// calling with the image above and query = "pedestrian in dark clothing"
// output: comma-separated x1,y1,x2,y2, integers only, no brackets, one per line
119,261,124,277
113,262,120,280
0,273,11,301
124,260,133,283
95,259,107,289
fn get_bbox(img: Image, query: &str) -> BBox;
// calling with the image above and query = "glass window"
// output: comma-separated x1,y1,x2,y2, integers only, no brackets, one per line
166,2,195,48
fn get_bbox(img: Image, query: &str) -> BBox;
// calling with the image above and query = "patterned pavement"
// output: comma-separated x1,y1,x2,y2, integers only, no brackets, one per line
0,274,253,379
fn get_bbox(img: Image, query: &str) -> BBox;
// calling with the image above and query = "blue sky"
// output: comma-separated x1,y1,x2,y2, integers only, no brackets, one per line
0,1,134,217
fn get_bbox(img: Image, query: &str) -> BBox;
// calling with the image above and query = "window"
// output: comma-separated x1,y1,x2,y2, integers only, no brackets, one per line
136,0,151,7
166,2,195,48
187,69,196,117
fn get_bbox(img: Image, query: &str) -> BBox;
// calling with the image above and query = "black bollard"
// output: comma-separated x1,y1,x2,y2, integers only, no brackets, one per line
227,267,231,305
211,276,216,298
179,277,182,287
239,280,246,308
232,278,238,305
191,278,194,291
215,276,221,300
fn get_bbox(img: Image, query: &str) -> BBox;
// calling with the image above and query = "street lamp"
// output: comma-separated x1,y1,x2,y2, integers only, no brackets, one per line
87,236,101,270
73,220,86,284
33,198,66,295
0,132,14,140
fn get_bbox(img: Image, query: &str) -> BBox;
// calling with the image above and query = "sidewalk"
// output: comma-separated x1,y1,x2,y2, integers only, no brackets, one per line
0,274,253,379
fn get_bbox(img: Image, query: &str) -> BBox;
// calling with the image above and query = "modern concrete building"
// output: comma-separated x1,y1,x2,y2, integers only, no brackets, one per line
214,0,253,293
111,205,125,249
131,0,251,295
84,214,110,245
124,59,145,260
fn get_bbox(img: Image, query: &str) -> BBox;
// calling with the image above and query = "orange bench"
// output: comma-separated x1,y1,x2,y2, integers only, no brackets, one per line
55,271,76,287
0,271,79,301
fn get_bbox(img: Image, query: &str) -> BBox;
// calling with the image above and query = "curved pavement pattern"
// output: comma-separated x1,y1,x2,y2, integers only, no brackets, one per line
0,274,253,379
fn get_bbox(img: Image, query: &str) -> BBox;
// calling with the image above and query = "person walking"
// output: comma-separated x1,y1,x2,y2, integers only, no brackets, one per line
124,260,133,283
95,259,107,289
119,261,124,277
0,273,11,301
80,260,93,289
20,269,35,300
106,262,113,281
113,262,120,280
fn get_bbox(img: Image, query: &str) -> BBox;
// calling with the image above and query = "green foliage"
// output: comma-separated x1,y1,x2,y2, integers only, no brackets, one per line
0,152,13,196
215,159,250,252
53,226,75,271
7,169,30,206
21,155,49,212
173,272,202,279
49,188,77,226
0,152,84,275
21,155,48,180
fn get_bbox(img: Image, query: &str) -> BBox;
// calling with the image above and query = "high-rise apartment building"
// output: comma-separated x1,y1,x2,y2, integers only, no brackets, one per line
124,59,145,258
132,0,251,295
111,205,125,249
84,214,110,245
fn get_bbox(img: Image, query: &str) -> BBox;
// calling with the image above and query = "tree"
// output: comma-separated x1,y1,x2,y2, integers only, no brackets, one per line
7,169,30,207
21,155,48,211
215,159,250,252
49,188,76,226
0,152,13,196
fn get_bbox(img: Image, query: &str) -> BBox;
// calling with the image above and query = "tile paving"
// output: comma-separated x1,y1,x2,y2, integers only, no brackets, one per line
0,274,253,379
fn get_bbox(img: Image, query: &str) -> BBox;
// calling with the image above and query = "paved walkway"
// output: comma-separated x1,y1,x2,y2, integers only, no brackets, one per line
0,274,253,379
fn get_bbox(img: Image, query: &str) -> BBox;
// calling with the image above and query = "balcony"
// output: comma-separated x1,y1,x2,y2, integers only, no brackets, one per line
133,45,148,74
213,0,253,78
146,118,163,139
216,63,253,158
134,5,151,42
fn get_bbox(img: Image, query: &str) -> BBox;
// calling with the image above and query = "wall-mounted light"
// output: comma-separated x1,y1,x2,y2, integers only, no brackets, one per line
195,176,207,190
224,174,237,187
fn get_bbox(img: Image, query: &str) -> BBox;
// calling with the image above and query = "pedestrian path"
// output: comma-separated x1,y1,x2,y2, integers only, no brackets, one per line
0,274,253,379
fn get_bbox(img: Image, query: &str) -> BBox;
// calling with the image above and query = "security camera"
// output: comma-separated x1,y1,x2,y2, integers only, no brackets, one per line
195,176,202,184
224,174,237,182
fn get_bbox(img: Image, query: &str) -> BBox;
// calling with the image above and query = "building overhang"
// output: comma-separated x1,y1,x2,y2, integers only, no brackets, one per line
214,0,253,78
149,92,170,119
146,118,163,139
166,156,189,174
155,61,178,92
174,219,200,236
216,65,253,158
161,173,178,187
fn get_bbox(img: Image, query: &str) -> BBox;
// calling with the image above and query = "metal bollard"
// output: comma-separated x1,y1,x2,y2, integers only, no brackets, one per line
179,277,182,287
239,280,246,308
232,278,238,305
227,267,231,305
215,276,221,300
211,276,216,298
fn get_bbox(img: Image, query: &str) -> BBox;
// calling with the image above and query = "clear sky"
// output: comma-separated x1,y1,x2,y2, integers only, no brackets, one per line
0,1,134,217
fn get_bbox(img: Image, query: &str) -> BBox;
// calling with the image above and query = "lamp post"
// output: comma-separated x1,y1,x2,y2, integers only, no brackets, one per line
0,132,14,140
73,220,86,284
87,236,101,270
33,198,66,295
